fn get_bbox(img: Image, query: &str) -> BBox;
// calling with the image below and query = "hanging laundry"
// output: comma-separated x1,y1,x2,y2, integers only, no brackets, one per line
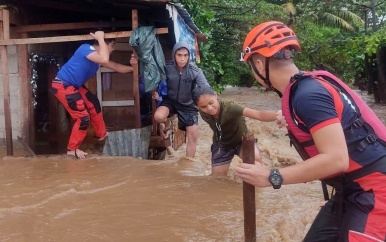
129,26,166,92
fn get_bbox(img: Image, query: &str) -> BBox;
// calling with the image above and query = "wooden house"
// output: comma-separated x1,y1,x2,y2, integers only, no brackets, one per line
0,0,206,159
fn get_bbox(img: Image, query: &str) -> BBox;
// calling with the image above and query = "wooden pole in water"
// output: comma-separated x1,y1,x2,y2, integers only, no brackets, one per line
242,132,256,242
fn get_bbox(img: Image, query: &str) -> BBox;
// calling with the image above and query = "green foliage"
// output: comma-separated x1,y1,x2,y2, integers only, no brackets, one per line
363,25,386,56
176,0,385,89
294,0,365,31
178,0,289,89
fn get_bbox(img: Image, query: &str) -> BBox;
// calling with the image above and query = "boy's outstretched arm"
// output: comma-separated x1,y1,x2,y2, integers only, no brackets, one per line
101,54,138,73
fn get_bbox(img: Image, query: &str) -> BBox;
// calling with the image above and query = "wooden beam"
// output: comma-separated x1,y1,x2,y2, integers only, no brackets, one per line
0,8,23,26
12,21,132,33
0,8,13,155
132,9,141,129
0,28,168,45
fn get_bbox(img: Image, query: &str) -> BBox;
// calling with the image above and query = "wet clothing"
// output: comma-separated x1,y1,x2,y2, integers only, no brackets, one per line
161,41,209,130
164,41,209,107
285,74,386,242
51,44,106,151
160,97,198,131
292,77,386,164
56,44,99,89
200,100,247,166
210,143,241,166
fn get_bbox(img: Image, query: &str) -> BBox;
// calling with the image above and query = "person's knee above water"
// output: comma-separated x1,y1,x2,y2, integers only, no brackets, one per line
51,31,137,159
235,21,386,242
192,85,285,175
153,41,211,158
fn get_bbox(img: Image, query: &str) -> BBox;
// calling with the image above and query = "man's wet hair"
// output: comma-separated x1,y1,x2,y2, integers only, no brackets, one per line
192,85,215,105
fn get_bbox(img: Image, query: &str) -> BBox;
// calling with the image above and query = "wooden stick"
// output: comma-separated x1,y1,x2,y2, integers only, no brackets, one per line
151,90,158,136
242,132,256,242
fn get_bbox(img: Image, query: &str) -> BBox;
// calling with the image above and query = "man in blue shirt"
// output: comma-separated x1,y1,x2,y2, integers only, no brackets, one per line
51,31,137,159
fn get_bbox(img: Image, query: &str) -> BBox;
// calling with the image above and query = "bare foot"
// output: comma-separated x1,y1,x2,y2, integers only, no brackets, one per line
159,122,171,140
164,119,171,130
98,132,109,141
166,146,177,156
67,149,88,159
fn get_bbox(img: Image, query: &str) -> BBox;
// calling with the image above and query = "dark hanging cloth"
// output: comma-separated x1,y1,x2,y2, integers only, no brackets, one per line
129,26,166,92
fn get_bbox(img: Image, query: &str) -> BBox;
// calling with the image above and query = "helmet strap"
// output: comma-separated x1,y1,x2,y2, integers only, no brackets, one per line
250,57,283,97
265,58,271,87
250,58,272,88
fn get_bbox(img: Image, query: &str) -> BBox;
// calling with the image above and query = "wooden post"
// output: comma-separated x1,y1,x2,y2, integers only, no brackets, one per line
242,132,256,242
151,90,157,136
0,8,13,155
18,33,30,148
131,9,141,129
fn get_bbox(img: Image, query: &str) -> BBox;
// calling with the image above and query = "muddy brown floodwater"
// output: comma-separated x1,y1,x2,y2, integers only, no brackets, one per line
0,87,385,242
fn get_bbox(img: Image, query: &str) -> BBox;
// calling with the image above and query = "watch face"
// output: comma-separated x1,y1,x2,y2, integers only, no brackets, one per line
270,174,282,185
269,169,283,189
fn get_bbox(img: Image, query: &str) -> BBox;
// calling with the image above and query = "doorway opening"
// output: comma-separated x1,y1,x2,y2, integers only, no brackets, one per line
30,53,70,155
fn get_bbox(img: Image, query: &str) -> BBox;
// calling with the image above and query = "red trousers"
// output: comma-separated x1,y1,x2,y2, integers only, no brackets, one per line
303,171,386,242
51,81,106,151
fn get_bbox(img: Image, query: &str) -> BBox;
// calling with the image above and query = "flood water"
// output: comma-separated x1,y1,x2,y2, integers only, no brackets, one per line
1,87,385,242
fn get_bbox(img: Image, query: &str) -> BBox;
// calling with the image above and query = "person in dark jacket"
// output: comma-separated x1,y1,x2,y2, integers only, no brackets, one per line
153,41,210,158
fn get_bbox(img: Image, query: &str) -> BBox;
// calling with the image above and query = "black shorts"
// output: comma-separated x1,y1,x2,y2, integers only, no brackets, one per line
211,143,241,167
160,98,198,131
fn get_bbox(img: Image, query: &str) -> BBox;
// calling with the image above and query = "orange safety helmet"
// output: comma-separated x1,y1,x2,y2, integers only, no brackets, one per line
242,21,301,62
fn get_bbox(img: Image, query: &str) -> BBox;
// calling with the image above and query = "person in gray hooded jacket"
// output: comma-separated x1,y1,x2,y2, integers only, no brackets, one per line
153,41,210,158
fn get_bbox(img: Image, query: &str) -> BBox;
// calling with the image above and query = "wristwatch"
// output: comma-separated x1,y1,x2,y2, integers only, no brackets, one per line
269,168,283,189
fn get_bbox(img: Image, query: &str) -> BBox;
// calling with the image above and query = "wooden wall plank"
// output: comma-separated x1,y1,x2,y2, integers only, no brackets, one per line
12,21,132,33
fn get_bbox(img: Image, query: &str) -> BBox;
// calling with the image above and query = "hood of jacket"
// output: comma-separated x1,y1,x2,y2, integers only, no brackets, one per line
172,41,191,64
